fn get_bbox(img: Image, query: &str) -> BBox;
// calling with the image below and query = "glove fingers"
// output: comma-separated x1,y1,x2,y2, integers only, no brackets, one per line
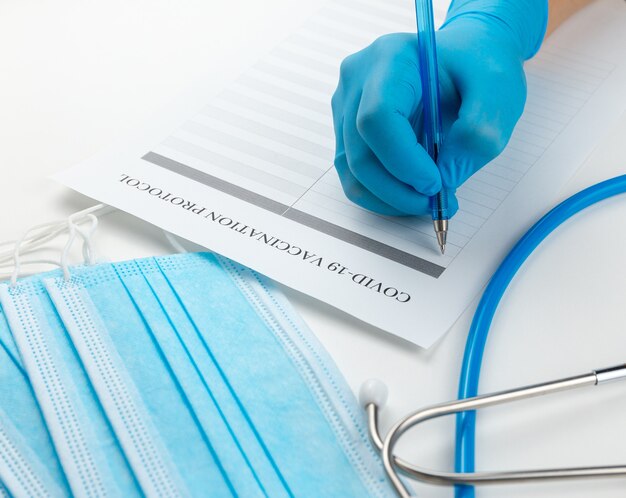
357,82,442,196
334,150,408,216
343,99,431,215
331,108,407,216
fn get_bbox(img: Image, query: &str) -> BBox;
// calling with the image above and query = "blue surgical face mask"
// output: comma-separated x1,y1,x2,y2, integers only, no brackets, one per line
0,278,142,497
0,308,69,498
1,252,393,497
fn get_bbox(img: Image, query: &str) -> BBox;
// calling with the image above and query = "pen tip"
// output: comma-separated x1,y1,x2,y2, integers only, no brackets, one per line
435,229,447,255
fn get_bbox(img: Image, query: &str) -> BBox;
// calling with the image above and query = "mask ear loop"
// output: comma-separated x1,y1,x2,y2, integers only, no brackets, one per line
59,212,100,281
59,222,79,282
10,221,66,287
0,223,66,264
1,260,63,283
6,204,107,285
68,213,99,265
0,203,110,266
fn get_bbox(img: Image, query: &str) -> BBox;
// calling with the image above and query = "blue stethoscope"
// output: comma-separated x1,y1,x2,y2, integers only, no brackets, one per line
361,174,626,497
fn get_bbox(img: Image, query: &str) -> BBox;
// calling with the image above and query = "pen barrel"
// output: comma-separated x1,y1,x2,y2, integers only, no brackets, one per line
430,190,448,219
415,0,448,221
415,0,443,157
428,143,449,220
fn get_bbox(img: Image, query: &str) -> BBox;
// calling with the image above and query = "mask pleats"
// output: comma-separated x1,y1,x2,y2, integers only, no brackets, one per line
135,257,292,498
154,253,373,498
115,259,269,498
219,256,393,498
0,409,64,498
0,310,69,498
0,312,21,368
45,275,192,498
0,282,141,498
0,253,394,498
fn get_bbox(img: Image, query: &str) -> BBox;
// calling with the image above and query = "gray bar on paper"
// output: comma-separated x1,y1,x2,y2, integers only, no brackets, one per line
254,61,334,95
142,152,445,278
141,152,289,214
271,46,338,77
181,121,323,180
287,33,344,59
202,104,333,159
335,0,410,25
284,209,445,278
162,136,305,197
220,89,333,138
237,74,329,115
306,20,371,46
321,6,400,35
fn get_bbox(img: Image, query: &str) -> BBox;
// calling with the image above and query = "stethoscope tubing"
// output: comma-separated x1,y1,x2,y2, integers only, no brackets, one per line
454,174,626,498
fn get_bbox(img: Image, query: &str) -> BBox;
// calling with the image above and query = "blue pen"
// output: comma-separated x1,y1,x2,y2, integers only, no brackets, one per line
415,0,448,254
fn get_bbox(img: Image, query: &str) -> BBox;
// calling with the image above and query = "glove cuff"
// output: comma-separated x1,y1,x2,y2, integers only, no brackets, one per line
442,0,548,60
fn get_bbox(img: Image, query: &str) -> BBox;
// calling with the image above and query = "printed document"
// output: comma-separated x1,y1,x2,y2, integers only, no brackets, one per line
57,0,626,347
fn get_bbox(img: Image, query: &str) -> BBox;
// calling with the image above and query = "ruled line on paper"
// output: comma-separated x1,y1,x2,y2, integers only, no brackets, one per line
143,0,614,278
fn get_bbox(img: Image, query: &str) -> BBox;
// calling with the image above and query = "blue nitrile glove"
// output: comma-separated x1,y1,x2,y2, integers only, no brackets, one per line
331,0,548,217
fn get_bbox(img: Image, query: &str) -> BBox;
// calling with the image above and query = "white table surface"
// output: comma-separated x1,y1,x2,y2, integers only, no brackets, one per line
2,1,626,497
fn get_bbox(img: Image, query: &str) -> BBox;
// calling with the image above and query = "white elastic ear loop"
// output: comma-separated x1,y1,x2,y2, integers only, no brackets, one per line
68,213,99,265
59,223,78,282
2,260,63,283
0,203,109,266
60,211,100,277
0,223,65,264
10,220,66,286
5,204,109,285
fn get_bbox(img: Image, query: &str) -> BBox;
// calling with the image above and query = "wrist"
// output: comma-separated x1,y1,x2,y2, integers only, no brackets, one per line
441,0,548,60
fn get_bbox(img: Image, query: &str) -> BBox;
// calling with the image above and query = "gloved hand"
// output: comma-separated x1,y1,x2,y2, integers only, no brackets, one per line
331,0,548,217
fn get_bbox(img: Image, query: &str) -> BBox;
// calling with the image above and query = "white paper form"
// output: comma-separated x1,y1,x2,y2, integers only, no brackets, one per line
56,0,626,347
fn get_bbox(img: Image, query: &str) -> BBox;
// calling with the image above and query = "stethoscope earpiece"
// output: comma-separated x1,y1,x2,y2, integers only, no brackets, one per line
359,379,388,410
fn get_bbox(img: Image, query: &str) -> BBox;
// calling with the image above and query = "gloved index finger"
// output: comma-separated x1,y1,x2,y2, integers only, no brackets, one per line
356,71,442,197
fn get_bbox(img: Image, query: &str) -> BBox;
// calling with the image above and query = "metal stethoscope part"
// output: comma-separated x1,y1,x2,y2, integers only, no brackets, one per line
361,364,626,498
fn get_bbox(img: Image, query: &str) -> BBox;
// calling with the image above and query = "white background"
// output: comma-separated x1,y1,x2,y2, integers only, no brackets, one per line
2,1,626,497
